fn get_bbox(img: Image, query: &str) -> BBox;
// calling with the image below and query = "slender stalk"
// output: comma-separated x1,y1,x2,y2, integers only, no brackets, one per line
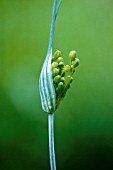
47,0,62,55
47,1,62,170
47,0,57,55
48,113,56,170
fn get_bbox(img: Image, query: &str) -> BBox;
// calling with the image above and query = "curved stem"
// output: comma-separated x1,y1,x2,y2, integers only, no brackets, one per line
47,0,62,54
56,0,62,19
47,0,57,54
47,1,62,170
48,113,56,170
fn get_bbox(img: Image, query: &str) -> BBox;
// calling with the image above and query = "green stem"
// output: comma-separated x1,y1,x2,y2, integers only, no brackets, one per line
48,113,56,170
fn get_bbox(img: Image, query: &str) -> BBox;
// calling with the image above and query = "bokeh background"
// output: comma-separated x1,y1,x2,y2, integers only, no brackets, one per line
0,0,113,169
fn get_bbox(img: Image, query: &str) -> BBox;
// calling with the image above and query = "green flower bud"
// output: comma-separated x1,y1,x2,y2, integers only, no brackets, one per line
57,57,63,63
52,68,59,77
58,62,64,67
70,65,74,69
71,61,76,67
69,50,77,61
45,50,79,112
52,62,58,69
54,50,61,59
39,0,80,114
65,75,71,84
70,64,75,74
74,58,80,67
54,75,61,83
63,65,70,72
58,82,64,90
60,77,65,82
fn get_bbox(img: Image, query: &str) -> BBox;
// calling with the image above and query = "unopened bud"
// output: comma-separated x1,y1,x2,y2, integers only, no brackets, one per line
58,82,64,90
52,68,59,77
69,50,77,61
65,75,71,84
74,58,80,67
60,77,65,82
63,65,70,72
52,62,58,69
70,65,74,69
58,62,64,67
54,50,61,59
57,57,63,63
54,75,61,83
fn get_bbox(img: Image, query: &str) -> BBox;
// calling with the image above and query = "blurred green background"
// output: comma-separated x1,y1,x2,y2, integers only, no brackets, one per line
0,0,113,169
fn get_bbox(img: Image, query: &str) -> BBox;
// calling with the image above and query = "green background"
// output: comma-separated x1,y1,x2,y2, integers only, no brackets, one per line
0,0,113,169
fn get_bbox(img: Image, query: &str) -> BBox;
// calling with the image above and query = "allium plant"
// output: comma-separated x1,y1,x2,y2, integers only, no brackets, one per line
39,0,79,170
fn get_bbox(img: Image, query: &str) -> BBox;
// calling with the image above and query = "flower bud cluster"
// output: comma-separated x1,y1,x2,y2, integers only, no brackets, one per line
52,50,80,108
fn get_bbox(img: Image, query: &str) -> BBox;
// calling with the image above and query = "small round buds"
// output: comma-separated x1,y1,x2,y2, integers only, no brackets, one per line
64,75,73,89
57,57,63,63
75,58,80,67
71,58,79,68
69,50,77,61
65,75,72,83
70,65,74,74
52,62,58,69
70,65,74,69
54,50,61,59
63,65,70,72
58,82,64,90
60,77,65,82
58,62,64,67
51,49,80,109
54,75,61,83
52,68,59,77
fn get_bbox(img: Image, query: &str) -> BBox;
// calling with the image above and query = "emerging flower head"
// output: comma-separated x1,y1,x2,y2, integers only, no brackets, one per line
39,0,79,114
39,49,79,113
52,50,79,109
